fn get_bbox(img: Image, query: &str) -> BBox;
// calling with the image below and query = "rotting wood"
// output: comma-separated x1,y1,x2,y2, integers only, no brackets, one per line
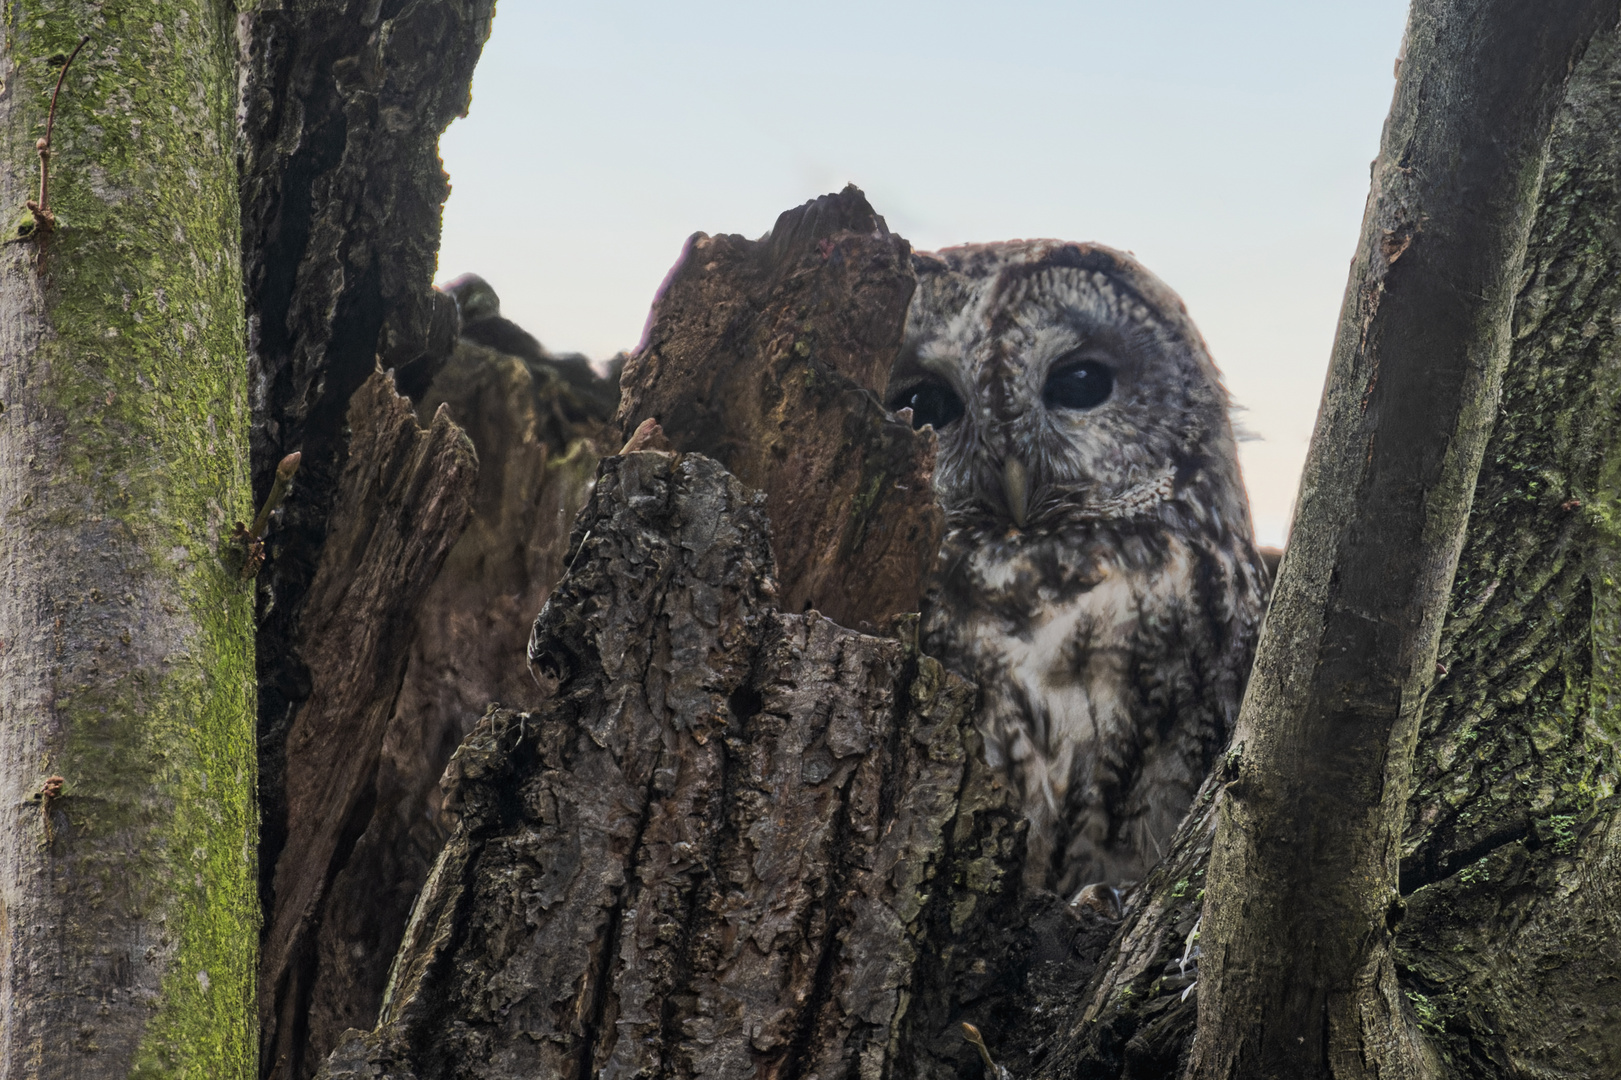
235,4,495,1075
297,340,613,1073
258,371,476,1080
238,7,493,1031
614,185,943,634
312,451,1022,1079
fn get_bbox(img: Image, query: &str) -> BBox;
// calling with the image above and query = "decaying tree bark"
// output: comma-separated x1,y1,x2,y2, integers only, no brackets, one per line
311,189,1066,1080
318,451,1011,1080
234,3,497,1077
258,372,476,1080
299,340,613,1070
0,0,256,1075
615,185,943,634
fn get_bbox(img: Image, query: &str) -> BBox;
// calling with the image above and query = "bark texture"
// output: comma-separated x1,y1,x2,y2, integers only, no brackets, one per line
258,372,476,1080
298,342,611,1072
0,1,255,1075
614,185,943,635
312,451,1055,1080
237,0,490,978
1190,4,1620,1078
235,3,495,1075
1393,21,1621,1075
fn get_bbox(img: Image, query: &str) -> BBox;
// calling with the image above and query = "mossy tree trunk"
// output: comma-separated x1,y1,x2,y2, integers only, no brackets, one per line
1393,18,1621,1072
0,1,255,1076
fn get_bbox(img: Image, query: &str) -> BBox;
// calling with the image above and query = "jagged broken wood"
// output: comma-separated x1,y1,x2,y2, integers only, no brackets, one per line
236,3,497,1075
615,186,943,634
318,451,1019,1079
300,341,611,1065
259,372,477,1080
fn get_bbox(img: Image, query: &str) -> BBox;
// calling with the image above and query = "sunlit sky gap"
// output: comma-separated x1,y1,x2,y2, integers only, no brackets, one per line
437,1,1413,548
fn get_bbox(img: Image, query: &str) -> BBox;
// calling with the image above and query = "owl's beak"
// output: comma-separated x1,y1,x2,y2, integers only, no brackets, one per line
1002,458,1029,529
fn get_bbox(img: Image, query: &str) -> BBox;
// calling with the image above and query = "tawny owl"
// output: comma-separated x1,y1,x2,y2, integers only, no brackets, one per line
887,241,1269,900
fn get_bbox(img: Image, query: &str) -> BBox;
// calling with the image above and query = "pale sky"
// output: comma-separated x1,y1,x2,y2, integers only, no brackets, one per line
437,1,1412,548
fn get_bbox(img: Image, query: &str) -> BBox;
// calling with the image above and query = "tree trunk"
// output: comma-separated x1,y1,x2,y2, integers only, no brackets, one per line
1189,3,1619,1076
1394,18,1621,1073
1039,7,1621,1079
317,451,1011,1080
235,3,495,1076
308,193,1067,1080
0,1,255,1075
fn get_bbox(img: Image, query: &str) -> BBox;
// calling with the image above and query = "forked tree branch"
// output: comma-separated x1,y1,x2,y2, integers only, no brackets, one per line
1189,2,1621,1077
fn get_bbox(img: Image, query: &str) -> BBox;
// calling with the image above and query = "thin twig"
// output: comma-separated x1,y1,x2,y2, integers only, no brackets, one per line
26,35,90,233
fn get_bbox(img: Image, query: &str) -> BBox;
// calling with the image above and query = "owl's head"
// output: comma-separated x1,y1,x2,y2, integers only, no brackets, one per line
887,241,1248,535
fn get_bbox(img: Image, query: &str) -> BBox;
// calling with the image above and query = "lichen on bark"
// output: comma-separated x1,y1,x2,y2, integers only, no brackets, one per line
0,0,255,1075
1395,20,1621,1074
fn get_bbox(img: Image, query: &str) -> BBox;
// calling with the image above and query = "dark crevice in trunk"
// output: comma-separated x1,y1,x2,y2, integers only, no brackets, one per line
782,773,860,1080
1398,820,1532,895
576,762,665,1080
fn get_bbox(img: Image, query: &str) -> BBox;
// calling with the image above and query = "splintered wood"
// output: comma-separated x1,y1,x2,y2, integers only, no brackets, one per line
615,185,942,634
316,453,1034,1080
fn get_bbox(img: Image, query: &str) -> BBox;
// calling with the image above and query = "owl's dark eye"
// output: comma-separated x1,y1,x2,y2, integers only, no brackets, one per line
890,380,965,430
1043,359,1114,411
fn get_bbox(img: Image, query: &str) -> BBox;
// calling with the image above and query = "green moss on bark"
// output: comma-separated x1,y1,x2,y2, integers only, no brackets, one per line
1397,25,1621,1076
4,0,253,1075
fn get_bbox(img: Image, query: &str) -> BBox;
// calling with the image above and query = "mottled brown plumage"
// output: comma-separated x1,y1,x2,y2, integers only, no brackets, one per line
888,241,1268,898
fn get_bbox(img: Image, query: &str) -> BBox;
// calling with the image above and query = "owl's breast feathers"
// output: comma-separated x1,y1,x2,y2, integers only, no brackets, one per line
923,511,1264,897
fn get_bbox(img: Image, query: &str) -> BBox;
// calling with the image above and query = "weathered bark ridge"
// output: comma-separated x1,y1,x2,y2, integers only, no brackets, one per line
319,451,1012,1079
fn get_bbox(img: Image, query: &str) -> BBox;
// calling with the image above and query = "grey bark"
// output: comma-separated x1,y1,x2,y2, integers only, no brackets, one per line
1393,20,1621,1073
1189,3,1620,1076
0,0,256,1075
